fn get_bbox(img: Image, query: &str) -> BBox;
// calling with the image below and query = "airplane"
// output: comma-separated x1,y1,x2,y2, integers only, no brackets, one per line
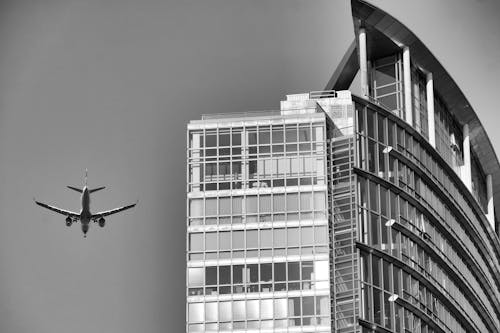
34,170,137,237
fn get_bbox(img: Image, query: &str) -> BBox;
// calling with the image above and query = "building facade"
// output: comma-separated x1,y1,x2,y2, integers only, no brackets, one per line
186,1,500,332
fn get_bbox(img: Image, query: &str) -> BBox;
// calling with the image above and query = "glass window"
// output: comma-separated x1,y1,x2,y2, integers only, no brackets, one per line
286,193,299,211
233,265,244,284
233,300,246,321
232,197,242,215
189,233,203,252
274,298,287,318
302,296,314,316
205,302,218,322
219,302,232,322
206,266,217,285
188,267,204,286
275,263,286,281
205,232,217,251
287,228,300,246
273,229,286,247
314,192,326,211
247,299,260,320
188,303,204,323
219,197,231,215
288,262,300,281
289,297,301,316
219,231,230,250
302,261,314,280
314,225,328,244
260,195,271,213
261,263,272,282
286,126,297,142
205,198,217,216
219,266,230,285
261,299,273,319
232,230,244,249
246,230,258,248
246,196,258,214
260,229,272,248
248,264,258,282
232,131,241,146
300,192,313,211
189,199,204,217
273,193,285,212
302,226,314,245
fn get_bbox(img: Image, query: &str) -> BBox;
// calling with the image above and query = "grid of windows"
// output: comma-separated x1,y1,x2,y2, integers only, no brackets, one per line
188,259,329,296
356,101,498,293
187,224,329,261
188,190,327,226
355,102,500,332
188,121,326,192
187,114,332,332
187,295,331,332
360,250,470,333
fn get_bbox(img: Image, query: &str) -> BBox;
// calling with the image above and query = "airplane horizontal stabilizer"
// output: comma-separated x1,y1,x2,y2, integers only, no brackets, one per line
67,186,83,193
89,186,106,193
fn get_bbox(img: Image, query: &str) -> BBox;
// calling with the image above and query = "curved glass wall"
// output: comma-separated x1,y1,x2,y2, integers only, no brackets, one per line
355,99,500,332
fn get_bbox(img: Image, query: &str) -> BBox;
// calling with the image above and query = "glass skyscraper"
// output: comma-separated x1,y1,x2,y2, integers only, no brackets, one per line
186,1,500,332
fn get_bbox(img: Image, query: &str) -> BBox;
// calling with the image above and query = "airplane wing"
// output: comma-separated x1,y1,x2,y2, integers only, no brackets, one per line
34,199,79,217
92,201,137,218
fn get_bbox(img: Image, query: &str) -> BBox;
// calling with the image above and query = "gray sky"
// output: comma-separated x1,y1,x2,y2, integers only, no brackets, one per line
0,0,498,332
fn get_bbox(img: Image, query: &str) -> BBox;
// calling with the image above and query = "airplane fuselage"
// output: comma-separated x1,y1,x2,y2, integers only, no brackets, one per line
80,186,91,234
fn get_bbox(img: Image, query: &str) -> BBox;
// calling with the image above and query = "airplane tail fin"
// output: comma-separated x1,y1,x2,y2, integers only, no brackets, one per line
67,186,83,193
89,186,106,194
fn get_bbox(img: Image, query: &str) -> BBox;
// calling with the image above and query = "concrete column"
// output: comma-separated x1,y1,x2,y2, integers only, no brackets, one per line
359,28,369,99
463,124,472,191
487,174,495,229
426,73,436,147
403,46,413,126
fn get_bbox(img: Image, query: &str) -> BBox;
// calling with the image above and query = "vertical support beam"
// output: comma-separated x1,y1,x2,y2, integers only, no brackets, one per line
403,47,413,126
358,28,369,99
426,73,436,147
463,124,472,191
487,174,495,229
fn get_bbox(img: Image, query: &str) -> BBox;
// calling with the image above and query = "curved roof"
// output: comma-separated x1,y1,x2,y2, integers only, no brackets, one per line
349,0,500,229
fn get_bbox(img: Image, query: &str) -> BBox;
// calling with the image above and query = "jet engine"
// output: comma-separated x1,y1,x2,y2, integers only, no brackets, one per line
65,216,72,227
98,217,105,228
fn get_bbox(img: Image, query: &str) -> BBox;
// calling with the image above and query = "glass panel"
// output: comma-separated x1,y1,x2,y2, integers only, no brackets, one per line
288,262,300,281
205,302,218,322
219,231,230,250
189,233,203,252
189,199,204,217
205,232,217,251
288,228,300,246
260,229,272,248
205,198,217,215
188,267,204,286
219,301,231,322
233,300,245,321
273,229,286,247
188,303,204,323
246,230,258,248
274,298,288,318
247,300,259,320
275,263,286,281
261,299,273,319
232,230,244,249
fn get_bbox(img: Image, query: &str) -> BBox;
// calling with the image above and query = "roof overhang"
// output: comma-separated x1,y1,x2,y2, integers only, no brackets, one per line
350,0,500,229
